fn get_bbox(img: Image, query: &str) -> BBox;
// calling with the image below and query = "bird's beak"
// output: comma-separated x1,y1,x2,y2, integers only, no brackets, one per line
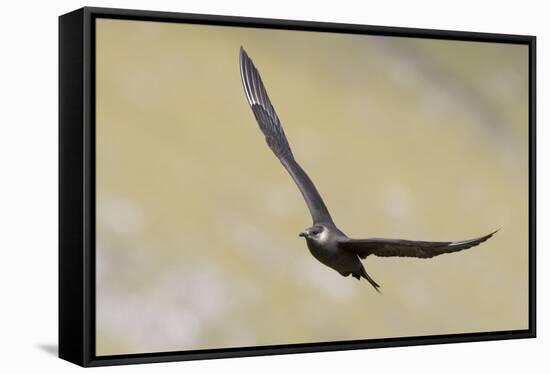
298,231,307,237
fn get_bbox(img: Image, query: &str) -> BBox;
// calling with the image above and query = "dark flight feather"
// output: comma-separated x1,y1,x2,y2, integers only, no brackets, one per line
239,47,333,224
340,230,498,259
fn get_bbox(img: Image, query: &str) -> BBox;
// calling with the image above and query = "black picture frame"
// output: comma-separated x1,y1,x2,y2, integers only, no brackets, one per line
59,6,536,367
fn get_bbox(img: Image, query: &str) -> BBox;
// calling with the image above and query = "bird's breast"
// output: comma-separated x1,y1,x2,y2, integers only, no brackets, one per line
306,239,338,264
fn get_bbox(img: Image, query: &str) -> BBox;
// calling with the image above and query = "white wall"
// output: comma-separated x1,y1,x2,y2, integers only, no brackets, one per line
0,0,546,372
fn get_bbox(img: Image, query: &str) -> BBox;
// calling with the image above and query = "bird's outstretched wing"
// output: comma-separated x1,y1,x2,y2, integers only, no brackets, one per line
239,47,333,224
339,230,498,259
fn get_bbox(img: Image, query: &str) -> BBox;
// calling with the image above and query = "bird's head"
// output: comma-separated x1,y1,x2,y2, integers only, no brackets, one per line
298,225,326,241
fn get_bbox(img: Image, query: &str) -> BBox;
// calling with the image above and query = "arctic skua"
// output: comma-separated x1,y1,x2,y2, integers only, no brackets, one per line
239,47,497,292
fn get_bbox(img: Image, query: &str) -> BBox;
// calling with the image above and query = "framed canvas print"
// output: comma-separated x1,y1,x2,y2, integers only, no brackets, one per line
59,7,536,367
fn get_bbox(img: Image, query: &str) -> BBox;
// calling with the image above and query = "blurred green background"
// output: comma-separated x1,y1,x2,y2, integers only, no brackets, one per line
95,18,529,356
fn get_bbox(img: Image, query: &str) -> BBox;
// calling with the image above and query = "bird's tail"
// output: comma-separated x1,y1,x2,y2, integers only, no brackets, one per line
356,267,381,294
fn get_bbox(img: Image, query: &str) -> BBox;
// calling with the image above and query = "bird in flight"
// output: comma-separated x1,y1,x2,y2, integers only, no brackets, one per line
239,47,497,292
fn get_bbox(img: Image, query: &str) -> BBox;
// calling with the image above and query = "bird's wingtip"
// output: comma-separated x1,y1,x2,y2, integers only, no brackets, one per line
487,228,501,238
474,228,500,246
239,47,251,69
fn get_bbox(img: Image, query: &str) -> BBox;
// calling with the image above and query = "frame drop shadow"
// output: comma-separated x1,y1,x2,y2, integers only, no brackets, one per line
37,344,58,357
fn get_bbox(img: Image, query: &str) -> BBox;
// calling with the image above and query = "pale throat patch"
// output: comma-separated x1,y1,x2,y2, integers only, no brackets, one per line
318,229,329,242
